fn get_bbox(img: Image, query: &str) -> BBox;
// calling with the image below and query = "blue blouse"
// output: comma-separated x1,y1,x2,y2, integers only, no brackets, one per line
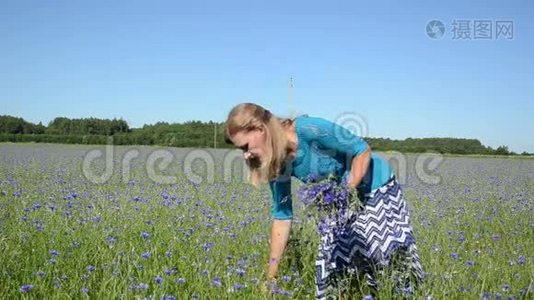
269,114,394,220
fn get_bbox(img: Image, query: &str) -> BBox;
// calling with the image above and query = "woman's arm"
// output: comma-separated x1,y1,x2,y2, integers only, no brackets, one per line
267,219,291,279
347,147,372,189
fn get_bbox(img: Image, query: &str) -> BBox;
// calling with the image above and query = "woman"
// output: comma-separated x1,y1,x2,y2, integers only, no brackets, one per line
224,103,423,299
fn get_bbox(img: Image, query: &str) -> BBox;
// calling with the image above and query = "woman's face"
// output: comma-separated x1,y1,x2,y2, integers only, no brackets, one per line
231,128,267,162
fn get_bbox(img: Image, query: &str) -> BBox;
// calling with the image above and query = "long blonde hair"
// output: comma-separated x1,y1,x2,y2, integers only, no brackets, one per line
224,103,294,186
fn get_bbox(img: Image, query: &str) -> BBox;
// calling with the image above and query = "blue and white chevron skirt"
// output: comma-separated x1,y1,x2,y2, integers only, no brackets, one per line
315,177,424,299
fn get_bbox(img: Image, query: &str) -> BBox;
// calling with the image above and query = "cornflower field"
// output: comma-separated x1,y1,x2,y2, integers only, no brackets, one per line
0,144,532,299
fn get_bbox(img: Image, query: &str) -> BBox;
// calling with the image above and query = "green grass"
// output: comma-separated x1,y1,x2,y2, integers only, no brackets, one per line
0,144,532,299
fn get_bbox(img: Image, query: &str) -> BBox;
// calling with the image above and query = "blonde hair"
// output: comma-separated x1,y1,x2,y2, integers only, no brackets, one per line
224,103,294,186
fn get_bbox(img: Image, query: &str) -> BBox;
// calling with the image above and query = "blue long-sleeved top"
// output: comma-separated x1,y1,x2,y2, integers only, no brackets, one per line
269,114,394,220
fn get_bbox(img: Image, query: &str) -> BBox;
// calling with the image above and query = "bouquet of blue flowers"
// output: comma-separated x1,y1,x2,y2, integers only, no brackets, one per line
296,174,364,237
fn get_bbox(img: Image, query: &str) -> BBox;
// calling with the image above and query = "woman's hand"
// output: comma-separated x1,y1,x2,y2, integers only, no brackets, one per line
267,220,291,280
260,275,278,295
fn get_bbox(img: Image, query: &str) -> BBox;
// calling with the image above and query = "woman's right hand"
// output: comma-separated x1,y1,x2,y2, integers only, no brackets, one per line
267,219,292,279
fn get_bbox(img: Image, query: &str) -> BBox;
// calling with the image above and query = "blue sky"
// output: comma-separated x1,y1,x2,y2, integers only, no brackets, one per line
1,0,533,153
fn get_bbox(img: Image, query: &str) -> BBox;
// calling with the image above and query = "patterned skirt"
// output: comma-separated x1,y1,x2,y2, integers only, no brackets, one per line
315,177,424,299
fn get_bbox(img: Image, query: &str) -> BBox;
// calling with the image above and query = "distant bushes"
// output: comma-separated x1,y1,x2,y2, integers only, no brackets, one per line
0,115,527,155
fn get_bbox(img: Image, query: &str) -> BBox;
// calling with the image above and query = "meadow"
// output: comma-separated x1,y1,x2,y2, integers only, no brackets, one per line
0,143,532,299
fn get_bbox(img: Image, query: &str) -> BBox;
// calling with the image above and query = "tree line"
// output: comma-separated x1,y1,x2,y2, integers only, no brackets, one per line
0,115,529,156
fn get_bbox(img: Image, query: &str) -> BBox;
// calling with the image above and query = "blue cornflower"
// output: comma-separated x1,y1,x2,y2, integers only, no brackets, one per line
212,276,222,287
317,219,330,235
19,285,33,292
161,296,176,300
202,242,214,251
363,295,374,300
35,271,46,278
229,282,245,292
141,231,150,239
323,192,335,205
154,276,163,285
164,268,176,276
86,265,96,272
175,277,186,284
81,287,89,294
142,252,151,259
49,250,59,257
106,236,116,246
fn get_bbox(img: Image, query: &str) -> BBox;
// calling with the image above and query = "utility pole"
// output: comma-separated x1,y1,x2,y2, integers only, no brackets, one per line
214,122,217,148
288,77,294,117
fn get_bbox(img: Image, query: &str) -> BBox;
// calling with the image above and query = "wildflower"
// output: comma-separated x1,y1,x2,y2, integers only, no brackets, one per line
155,276,163,285
142,252,151,259
19,285,33,292
164,268,177,276
202,242,214,251
35,271,46,278
212,277,222,287
106,236,116,246
228,283,245,292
